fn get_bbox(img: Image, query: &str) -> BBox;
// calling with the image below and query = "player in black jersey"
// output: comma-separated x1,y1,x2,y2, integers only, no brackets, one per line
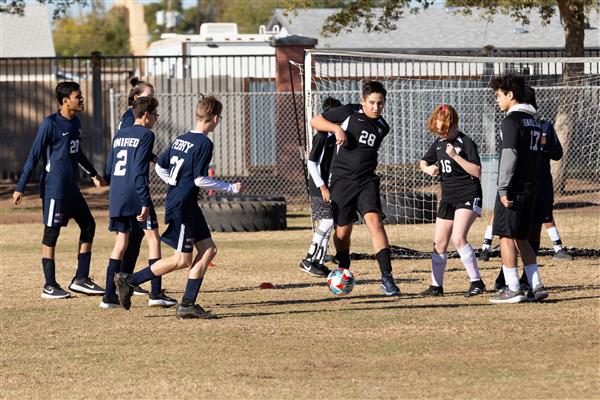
419,104,486,297
299,97,342,277
310,81,401,296
489,74,548,304
114,96,241,319
13,82,106,299
116,78,160,297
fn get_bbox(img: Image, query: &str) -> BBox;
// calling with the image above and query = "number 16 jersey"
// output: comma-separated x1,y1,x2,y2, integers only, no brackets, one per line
157,131,213,223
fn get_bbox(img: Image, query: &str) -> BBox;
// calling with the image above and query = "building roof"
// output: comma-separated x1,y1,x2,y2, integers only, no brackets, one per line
0,4,55,58
268,7,600,51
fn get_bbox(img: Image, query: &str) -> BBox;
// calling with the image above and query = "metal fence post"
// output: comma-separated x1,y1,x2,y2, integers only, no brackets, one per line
91,51,104,170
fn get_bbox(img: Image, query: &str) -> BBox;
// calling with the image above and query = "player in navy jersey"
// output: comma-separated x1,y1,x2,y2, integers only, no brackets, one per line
310,81,401,296
489,74,548,304
299,97,342,277
116,77,160,297
12,81,106,299
419,104,486,297
101,97,176,309
114,96,241,319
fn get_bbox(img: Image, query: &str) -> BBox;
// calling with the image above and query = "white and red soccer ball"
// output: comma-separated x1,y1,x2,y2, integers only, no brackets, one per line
327,268,355,295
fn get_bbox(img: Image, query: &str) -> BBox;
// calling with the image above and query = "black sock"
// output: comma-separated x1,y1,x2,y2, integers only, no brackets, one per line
336,249,350,269
129,266,156,287
105,258,121,298
75,252,91,280
181,278,203,306
376,248,393,276
149,258,162,296
42,258,56,286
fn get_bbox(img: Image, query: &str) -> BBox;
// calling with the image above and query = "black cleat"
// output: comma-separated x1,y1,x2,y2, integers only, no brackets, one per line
420,285,444,297
494,267,506,291
298,259,328,277
465,279,486,297
99,295,120,309
380,274,400,296
114,273,135,310
527,284,549,302
69,276,105,295
133,285,149,296
553,249,573,261
41,283,71,299
479,248,491,261
519,274,530,292
176,304,218,319
148,290,177,308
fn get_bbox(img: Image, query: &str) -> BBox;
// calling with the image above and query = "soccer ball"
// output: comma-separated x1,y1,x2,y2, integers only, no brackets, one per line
327,268,355,295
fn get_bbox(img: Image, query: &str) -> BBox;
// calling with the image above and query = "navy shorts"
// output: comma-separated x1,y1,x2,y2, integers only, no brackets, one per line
161,207,211,253
330,175,382,226
42,191,92,228
437,196,482,220
492,192,535,240
108,206,159,233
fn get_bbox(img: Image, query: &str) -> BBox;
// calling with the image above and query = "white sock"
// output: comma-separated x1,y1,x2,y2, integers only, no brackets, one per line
431,252,447,287
502,265,520,292
316,219,334,264
306,219,333,260
458,243,480,281
546,226,563,252
524,264,542,289
482,225,494,250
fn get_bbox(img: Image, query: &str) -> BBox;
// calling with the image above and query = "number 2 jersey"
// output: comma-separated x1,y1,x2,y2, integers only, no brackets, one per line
16,112,98,199
157,131,213,223
421,132,482,203
321,104,390,181
106,125,155,217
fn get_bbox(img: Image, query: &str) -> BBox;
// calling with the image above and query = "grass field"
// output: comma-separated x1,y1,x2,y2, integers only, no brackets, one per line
1,203,599,399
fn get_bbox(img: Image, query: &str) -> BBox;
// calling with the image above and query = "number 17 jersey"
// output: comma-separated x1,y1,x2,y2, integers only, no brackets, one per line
157,131,213,222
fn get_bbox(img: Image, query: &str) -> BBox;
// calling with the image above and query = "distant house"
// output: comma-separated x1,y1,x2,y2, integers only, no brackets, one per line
268,7,600,54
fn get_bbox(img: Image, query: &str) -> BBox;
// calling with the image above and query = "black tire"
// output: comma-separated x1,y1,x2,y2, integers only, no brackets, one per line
199,196,287,232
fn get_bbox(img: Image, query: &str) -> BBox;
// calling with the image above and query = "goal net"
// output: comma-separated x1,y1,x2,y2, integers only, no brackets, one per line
303,50,600,257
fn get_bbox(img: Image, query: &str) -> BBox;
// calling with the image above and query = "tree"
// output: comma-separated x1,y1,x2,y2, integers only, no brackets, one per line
53,5,130,56
0,0,88,19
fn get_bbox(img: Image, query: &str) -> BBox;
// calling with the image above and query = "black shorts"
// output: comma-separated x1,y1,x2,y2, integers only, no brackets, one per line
42,191,92,228
108,206,159,233
161,207,211,253
533,184,553,224
437,196,482,220
330,176,382,226
310,195,333,221
492,192,535,240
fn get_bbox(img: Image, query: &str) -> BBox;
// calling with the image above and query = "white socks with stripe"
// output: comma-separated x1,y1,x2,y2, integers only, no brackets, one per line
482,225,494,250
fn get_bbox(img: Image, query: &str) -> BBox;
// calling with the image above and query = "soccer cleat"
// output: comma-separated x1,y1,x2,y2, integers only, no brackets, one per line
176,304,218,319
148,290,177,308
527,284,549,302
133,285,149,296
465,280,486,297
316,263,331,276
114,273,135,310
99,295,120,309
69,276,105,295
380,274,400,296
489,287,527,304
519,274,530,292
420,285,444,297
298,259,328,277
41,283,71,299
494,268,506,291
479,248,491,261
553,249,573,261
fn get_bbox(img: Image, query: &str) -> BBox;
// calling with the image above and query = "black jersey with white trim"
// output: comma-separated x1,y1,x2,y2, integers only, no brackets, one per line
422,132,482,202
307,131,336,196
322,104,389,180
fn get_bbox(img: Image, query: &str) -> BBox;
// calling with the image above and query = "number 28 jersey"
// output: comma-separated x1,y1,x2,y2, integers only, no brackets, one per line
157,131,213,222
421,132,482,202
322,104,389,181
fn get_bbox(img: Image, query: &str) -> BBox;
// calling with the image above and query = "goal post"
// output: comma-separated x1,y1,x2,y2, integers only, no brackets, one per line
303,50,600,255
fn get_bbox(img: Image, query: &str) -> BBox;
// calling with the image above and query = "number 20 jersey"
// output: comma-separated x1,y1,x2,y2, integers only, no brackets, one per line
322,104,390,181
157,131,213,222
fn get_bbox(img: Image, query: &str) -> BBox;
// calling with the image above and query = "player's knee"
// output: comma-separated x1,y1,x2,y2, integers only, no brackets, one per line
450,234,467,249
79,217,96,243
174,255,192,270
42,226,61,247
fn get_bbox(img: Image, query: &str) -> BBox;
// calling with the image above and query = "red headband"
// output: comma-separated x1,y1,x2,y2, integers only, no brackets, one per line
440,104,448,112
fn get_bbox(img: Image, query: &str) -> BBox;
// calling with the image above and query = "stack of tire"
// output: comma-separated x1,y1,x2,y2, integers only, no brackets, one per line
199,195,287,232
